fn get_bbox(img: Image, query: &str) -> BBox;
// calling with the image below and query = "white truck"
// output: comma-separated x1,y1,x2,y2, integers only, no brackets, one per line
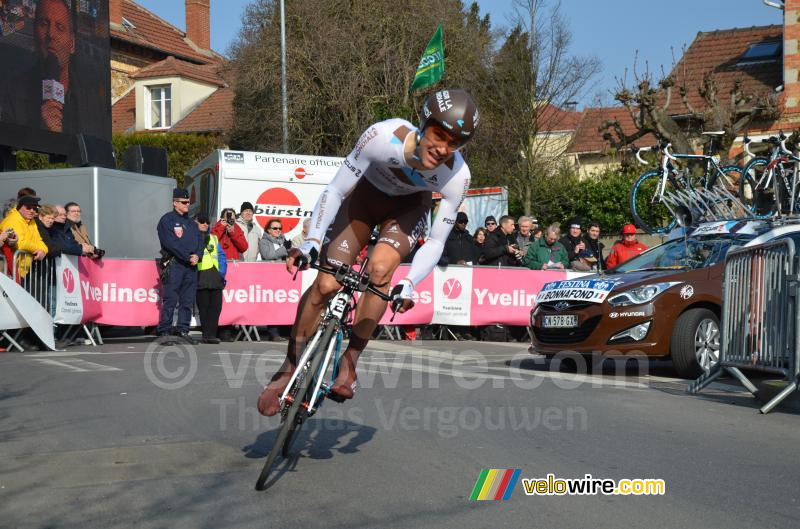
185,149,508,243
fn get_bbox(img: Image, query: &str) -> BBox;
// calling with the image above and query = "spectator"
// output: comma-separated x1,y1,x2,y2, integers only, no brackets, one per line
583,222,605,270
560,218,587,268
258,218,291,341
440,212,477,265
532,227,543,241
54,205,91,256
473,227,488,264
259,219,291,262
482,215,519,266
606,224,648,268
156,189,203,344
194,213,227,344
236,202,261,262
36,204,83,257
0,195,47,277
212,208,248,261
515,216,535,264
292,218,311,248
64,201,100,259
484,215,498,233
522,223,569,270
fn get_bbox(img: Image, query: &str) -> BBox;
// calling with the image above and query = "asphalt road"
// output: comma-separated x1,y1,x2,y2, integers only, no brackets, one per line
1,337,799,529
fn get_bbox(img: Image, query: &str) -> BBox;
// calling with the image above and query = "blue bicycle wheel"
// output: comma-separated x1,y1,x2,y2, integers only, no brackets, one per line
629,170,677,234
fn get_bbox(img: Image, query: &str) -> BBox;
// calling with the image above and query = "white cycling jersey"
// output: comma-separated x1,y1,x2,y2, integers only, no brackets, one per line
304,118,471,286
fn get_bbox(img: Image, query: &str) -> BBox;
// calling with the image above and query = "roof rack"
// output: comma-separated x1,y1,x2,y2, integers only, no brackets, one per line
661,186,757,224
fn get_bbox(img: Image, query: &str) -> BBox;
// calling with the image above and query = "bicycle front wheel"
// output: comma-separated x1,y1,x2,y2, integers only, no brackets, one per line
739,157,775,218
629,170,677,234
255,323,336,491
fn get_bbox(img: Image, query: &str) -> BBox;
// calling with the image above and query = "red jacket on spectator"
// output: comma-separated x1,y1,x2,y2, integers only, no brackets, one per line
606,238,648,268
211,221,248,261
2,243,13,276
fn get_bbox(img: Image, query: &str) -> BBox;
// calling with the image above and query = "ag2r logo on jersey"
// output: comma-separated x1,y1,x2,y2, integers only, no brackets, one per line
254,187,312,232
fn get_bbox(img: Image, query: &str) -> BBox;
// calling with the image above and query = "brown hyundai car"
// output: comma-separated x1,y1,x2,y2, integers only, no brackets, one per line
529,222,778,378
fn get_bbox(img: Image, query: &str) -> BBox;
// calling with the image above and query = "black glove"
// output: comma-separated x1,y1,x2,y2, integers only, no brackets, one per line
283,239,293,250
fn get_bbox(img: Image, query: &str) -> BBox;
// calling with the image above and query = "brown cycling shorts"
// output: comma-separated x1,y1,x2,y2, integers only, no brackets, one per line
321,178,431,268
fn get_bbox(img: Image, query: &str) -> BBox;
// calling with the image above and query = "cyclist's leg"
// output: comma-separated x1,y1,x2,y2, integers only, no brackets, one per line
331,192,430,399
258,184,374,416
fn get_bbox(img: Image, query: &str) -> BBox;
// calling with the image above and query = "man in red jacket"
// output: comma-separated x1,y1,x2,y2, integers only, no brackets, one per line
606,224,647,268
211,208,248,261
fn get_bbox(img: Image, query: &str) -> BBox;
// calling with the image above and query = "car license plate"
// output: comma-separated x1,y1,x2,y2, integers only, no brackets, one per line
542,314,578,328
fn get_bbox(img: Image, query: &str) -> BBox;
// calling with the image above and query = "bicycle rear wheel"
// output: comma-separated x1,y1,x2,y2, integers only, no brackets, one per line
739,157,775,218
255,324,336,491
629,170,677,234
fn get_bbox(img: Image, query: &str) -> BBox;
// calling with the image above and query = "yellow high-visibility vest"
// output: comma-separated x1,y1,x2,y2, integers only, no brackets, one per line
197,234,219,271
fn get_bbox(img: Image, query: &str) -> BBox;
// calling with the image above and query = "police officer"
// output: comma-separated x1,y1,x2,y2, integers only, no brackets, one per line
156,188,203,344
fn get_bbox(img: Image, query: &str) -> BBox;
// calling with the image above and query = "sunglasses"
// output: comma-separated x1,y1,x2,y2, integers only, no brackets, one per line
176,200,190,205
269,226,283,231
486,222,496,226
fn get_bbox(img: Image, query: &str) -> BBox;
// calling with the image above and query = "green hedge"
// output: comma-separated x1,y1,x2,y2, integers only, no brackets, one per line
508,165,639,236
14,133,225,187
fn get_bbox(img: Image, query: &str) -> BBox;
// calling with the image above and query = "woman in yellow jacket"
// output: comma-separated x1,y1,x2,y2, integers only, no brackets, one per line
0,196,48,278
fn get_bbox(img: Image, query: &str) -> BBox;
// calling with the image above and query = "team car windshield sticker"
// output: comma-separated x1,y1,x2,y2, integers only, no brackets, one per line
535,279,617,304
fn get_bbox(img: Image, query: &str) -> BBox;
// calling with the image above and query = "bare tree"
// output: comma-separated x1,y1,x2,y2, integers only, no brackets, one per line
477,0,599,215
601,53,779,159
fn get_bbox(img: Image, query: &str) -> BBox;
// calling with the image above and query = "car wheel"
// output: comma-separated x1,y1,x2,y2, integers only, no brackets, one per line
670,308,720,379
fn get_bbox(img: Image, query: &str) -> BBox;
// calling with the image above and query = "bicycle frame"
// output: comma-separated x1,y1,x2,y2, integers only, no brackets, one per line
745,134,800,214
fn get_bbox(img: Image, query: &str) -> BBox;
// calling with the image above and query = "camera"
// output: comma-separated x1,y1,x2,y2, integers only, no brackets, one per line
92,248,106,258
225,211,235,225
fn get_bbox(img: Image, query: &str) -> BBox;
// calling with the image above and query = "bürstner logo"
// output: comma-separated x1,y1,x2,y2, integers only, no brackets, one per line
442,278,463,300
255,187,311,233
224,152,245,163
62,268,75,294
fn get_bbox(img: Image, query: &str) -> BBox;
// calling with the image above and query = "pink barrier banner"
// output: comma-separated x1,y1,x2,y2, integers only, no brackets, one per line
469,267,567,325
72,259,583,327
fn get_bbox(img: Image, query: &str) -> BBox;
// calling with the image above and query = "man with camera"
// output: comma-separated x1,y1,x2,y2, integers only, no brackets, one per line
64,202,102,258
211,208,248,261
482,215,521,267
156,189,203,344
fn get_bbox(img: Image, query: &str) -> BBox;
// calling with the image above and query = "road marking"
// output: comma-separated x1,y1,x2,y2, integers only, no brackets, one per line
31,358,122,372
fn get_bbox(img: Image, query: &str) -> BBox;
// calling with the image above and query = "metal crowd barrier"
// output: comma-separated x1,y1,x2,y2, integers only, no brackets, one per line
12,250,56,315
689,238,800,413
6,251,102,350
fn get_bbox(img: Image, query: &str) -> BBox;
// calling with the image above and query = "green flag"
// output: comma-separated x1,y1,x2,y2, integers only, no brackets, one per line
410,24,445,93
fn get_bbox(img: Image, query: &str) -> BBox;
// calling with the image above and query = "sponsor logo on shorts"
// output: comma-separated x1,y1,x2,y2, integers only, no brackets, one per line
387,224,400,233
379,237,401,249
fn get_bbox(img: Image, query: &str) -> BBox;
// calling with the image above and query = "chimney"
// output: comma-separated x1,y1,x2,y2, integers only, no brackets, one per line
110,0,123,26
784,0,800,111
186,0,211,50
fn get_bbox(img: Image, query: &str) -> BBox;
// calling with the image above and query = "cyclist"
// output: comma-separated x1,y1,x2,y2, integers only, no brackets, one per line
257,89,479,416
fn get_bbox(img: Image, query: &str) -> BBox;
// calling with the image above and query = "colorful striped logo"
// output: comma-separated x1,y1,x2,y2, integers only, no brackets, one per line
469,469,521,500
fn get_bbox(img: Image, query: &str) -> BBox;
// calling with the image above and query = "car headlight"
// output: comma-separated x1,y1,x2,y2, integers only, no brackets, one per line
607,282,682,307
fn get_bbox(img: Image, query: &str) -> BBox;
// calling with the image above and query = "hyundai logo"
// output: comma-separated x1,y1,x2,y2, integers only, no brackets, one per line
554,301,570,311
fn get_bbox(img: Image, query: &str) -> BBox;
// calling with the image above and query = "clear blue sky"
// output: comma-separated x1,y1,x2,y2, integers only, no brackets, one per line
134,0,783,107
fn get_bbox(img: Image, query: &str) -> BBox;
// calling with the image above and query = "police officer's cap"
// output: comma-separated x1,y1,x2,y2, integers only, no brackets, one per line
173,188,190,200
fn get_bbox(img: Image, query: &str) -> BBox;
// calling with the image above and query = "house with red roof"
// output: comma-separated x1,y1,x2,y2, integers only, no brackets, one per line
109,0,233,135
564,18,788,176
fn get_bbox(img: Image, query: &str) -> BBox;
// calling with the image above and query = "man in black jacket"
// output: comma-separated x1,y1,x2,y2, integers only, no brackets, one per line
560,218,586,268
440,212,477,265
482,215,519,266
